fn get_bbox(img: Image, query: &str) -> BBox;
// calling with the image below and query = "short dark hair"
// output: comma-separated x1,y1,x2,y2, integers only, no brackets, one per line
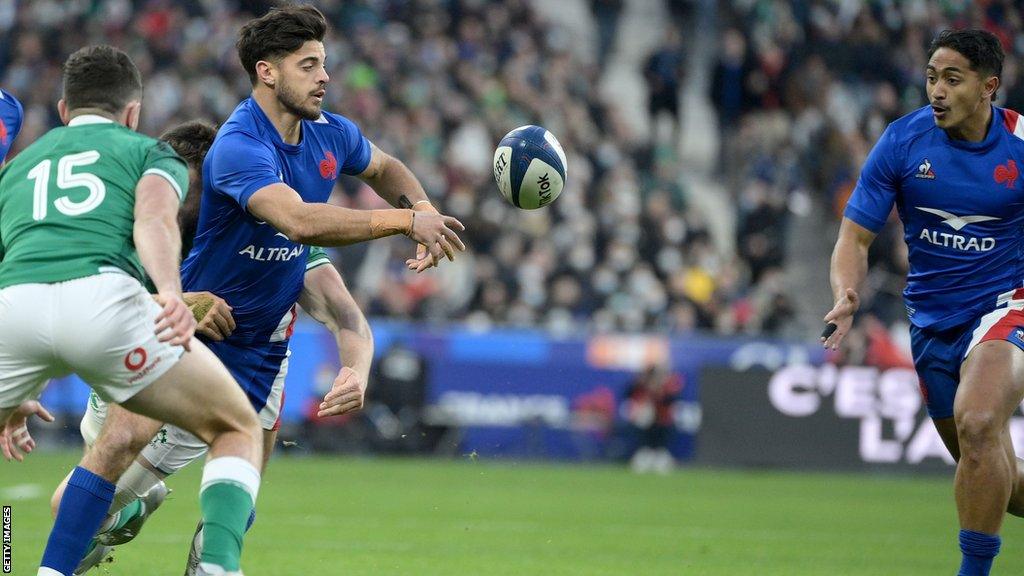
236,4,327,85
160,120,217,170
62,45,142,115
928,29,1004,80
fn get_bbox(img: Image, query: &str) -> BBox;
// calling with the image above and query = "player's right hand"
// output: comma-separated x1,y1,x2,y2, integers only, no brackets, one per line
821,288,860,350
154,292,196,352
405,211,466,273
0,400,54,462
184,291,236,341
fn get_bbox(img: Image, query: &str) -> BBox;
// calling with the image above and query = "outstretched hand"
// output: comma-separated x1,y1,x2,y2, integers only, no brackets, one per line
0,400,55,462
405,211,466,273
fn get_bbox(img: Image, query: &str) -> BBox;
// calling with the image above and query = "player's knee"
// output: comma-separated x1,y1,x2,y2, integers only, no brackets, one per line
80,429,150,482
954,409,1002,453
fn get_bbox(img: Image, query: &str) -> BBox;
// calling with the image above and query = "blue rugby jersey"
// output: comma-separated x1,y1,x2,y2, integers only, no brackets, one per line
180,98,370,408
0,89,24,162
846,105,1024,331
183,97,370,343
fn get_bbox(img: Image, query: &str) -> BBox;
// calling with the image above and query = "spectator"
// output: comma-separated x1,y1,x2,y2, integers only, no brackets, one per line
643,26,686,150
621,363,683,474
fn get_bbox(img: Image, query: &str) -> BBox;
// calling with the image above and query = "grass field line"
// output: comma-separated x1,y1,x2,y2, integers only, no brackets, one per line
0,483,44,500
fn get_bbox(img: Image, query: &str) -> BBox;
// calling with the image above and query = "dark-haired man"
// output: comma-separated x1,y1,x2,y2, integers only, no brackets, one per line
824,29,1024,575
184,4,458,493
161,120,218,259
0,46,263,576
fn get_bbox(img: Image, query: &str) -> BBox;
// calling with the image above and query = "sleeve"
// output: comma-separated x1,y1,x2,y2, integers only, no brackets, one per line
142,140,190,203
844,125,902,233
207,130,282,211
331,114,372,175
0,90,23,161
306,246,332,270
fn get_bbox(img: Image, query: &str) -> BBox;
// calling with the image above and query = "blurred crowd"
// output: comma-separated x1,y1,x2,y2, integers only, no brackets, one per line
10,0,967,339
1,0,734,336
713,0,1024,360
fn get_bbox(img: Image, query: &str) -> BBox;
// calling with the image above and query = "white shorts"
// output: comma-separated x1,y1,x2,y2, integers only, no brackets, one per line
81,352,289,475
0,272,183,409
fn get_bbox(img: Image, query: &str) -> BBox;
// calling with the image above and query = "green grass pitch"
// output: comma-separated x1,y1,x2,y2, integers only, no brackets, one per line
4,452,1024,575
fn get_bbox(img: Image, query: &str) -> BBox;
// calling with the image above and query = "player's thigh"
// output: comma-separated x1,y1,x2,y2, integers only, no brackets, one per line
0,283,65,408
957,340,1024,426
120,340,259,446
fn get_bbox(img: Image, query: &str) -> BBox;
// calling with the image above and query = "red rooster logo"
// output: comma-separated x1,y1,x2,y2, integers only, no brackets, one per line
319,151,337,179
994,159,1018,189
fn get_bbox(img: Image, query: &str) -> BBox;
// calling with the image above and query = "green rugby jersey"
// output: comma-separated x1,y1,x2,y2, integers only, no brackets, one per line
0,115,188,289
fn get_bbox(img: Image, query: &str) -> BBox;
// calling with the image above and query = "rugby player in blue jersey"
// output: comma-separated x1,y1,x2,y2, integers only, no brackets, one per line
825,30,1024,575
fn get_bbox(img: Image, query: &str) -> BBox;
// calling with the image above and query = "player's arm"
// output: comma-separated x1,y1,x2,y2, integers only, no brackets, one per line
244,183,462,264
0,88,24,166
822,124,899,350
134,174,195,350
822,218,876,349
297,260,373,417
214,131,464,264
357,144,450,270
357,143,431,211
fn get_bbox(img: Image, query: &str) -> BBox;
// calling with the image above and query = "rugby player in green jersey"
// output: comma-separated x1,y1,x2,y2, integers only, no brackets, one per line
58,121,374,574
0,46,262,576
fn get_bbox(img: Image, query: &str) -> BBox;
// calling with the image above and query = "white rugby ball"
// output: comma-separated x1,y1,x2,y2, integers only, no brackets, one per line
492,125,567,209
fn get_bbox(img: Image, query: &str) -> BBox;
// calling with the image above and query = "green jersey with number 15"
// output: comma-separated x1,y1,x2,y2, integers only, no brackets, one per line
0,115,188,289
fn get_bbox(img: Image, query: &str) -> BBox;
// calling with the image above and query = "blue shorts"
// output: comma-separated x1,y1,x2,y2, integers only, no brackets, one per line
910,289,1024,419
205,337,290,430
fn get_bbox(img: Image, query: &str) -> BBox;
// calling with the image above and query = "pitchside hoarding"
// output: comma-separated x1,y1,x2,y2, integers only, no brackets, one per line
699,364,1024,472
41,319,827,461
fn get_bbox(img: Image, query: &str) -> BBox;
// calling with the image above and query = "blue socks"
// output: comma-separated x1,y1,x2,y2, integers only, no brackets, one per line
958,529,1001,576
40,467,115,575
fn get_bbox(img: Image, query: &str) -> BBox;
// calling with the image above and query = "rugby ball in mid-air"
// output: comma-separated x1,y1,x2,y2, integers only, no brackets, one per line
492,125,567,209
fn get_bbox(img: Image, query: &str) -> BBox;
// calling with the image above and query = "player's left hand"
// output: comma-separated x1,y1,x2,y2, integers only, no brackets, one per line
406,242,437,272
317,366,366,418
0,400,54,462
184,291,236,341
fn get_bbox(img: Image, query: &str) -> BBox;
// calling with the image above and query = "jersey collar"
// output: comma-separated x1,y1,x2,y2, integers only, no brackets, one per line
941,106,1001,152
68,114,115,127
